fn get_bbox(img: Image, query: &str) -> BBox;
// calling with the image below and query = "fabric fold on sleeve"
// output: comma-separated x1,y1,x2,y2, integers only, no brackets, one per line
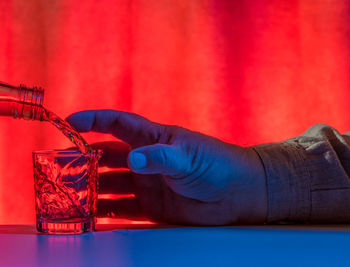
252,124,350,223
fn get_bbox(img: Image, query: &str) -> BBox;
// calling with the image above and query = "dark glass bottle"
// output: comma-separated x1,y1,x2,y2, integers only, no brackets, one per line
0,82,44,120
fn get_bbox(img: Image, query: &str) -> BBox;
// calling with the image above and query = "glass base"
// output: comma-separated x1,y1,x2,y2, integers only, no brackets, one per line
36,218,94,234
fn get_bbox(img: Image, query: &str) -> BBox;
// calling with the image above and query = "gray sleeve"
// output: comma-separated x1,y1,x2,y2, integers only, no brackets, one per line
252,124,350,223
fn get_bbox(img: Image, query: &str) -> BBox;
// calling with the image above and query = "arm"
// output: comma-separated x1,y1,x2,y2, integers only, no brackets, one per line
67,109,350,224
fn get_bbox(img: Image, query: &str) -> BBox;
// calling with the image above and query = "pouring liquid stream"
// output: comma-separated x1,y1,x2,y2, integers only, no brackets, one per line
42,109,92,153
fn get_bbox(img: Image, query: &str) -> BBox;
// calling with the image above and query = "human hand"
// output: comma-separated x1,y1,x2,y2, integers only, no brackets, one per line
67,110,267,225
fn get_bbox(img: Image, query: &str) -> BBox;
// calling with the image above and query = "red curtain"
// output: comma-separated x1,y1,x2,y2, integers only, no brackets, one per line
0,0,349,224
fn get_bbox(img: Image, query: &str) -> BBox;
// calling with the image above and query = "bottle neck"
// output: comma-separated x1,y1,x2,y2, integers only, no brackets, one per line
15,85,45,120
0,82,45,120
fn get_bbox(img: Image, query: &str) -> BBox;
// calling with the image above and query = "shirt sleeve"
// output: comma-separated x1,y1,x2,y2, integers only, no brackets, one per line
252,124,350,223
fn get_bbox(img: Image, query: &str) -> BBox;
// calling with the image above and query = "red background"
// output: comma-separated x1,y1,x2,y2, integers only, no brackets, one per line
0,0,349,224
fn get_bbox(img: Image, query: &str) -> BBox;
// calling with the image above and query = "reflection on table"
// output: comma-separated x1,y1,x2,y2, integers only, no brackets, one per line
1,222,350,267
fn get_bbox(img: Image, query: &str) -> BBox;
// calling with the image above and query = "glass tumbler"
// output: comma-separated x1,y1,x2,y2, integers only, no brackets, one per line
33,149,101,234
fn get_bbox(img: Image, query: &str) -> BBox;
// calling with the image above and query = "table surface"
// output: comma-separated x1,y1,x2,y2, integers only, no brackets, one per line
1,224,350,267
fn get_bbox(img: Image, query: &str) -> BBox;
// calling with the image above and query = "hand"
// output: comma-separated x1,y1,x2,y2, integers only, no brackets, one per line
67,110,267,225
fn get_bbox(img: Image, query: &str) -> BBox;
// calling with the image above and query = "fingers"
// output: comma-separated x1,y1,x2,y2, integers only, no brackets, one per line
99,171,133,194
97,198,147,220
128,144,190,177
66,110,165,148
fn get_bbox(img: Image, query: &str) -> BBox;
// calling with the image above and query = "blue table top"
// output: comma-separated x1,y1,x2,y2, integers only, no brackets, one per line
1,224,350,267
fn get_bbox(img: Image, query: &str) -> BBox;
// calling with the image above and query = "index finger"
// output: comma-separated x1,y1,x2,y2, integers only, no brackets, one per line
66,110,165,148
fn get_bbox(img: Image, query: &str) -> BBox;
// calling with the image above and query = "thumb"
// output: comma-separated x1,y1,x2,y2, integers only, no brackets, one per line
128,144,189,176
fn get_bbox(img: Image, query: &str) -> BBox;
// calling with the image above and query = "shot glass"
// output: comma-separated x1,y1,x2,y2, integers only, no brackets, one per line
33,149,101,234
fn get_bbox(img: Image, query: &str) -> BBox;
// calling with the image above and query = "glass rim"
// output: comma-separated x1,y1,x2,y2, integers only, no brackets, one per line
33,149,101,157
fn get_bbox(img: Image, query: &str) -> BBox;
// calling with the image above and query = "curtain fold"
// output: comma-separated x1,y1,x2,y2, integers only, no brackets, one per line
0,0,349,223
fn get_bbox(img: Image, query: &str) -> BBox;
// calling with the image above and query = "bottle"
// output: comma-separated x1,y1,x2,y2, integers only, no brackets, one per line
0,81,44,120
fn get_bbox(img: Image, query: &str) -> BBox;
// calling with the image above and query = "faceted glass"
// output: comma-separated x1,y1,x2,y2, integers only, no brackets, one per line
33,149,100,234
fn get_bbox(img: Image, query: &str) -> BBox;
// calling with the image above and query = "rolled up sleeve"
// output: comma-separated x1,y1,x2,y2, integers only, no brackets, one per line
253,124,350,223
